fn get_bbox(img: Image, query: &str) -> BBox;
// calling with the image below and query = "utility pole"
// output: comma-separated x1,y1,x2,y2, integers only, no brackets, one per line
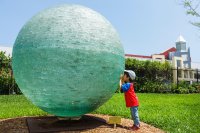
177,66,179,89
197,69,199,83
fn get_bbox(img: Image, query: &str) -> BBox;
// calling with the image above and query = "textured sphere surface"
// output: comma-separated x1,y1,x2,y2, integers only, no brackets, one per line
12,4,124,117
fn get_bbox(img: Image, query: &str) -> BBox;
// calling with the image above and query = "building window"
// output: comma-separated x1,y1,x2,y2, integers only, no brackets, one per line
176,44,181,51
181,43,186,51
178,69,182,78
184,70,188,78
177,60,181,67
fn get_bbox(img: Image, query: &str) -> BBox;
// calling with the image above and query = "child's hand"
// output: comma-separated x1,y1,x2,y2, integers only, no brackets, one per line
119,74,124,88
120,74,123,80
120,74,124,83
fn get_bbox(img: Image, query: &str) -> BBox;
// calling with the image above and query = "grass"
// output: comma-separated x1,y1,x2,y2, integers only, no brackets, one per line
0,93,200,133
0,95,47,118
94,93,200,133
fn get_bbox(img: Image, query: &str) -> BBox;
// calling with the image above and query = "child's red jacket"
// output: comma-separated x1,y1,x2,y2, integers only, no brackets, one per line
121,83,139,107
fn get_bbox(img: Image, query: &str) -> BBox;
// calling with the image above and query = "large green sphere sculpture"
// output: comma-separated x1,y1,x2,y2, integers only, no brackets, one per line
12,4,124,117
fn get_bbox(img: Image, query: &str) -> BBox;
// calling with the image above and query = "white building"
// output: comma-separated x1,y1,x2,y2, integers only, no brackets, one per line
125,35,200,83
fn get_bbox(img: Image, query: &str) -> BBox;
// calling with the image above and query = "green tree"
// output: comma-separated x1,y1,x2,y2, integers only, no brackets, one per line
183,0,200,28
125,58,173,93
0,51,20,94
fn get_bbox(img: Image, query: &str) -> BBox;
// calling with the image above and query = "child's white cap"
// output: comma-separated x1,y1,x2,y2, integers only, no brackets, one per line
124,70,136,80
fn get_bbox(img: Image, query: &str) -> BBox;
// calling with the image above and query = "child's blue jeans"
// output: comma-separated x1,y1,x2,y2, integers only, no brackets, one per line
130,106,140,126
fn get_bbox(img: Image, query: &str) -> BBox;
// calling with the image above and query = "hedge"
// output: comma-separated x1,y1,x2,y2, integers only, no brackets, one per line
0,51,21,94
125,58,200,93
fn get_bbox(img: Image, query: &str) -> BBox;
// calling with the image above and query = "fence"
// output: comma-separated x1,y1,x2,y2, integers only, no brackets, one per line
171,67,199,90
172,67,199,82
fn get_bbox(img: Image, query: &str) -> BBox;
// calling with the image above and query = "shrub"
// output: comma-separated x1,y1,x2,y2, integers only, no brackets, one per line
0,51,20,95
126,58,173,93
178,87,190,94
125,58,199,94
188,86,196,93
138,81,171,93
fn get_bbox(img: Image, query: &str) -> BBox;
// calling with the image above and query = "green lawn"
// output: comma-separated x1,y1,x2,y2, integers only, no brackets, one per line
0,95,47,118
0,93,200,133
94,93,200,133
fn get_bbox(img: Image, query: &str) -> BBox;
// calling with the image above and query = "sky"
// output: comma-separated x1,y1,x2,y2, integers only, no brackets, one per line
0,0,200,62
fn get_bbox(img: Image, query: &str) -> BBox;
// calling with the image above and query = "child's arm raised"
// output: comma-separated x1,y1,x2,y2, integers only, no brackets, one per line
120,74,124,93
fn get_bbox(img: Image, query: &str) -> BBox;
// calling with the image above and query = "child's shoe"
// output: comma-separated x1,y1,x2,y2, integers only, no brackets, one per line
130,124,140,131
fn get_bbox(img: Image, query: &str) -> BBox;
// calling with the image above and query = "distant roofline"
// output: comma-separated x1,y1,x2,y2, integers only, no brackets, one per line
160,47,176,54
125,47,177,59
159,47,176,59
125,54,152,59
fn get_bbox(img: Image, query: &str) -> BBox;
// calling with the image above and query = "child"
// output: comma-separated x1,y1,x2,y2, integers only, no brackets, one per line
120,70,140,130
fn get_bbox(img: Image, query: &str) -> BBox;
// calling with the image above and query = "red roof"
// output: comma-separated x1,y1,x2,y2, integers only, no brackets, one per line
125,47,176,60
125,54,152,59
159,47,176,59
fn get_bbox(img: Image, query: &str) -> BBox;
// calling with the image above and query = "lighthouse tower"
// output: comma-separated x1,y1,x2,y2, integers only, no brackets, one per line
175,35,191,68
176,35,186,52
